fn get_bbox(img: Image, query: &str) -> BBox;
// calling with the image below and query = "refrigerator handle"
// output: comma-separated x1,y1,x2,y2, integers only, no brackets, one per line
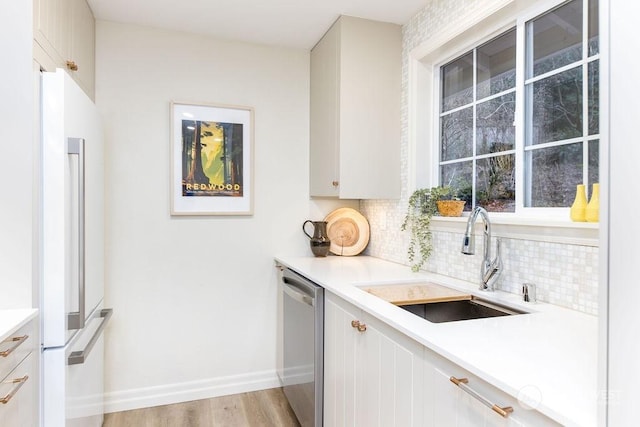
67,138,86,331
68,308,113,366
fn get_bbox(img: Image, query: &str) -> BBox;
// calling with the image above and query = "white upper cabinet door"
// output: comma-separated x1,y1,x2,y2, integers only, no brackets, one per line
310,16,401,200
34,0,96,100
34,0,71,67
68,0,95,99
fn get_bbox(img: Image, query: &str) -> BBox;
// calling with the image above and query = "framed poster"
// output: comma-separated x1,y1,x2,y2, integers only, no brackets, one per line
170,102,254,215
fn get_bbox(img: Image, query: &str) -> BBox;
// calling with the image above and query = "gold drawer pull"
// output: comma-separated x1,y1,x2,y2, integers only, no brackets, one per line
0,335,28,357
449,376,514,418
66,60,79,71
0,375,29,404
351,320,360,328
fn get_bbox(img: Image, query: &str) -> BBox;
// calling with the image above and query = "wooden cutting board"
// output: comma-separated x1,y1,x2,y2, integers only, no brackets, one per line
362,282,471,305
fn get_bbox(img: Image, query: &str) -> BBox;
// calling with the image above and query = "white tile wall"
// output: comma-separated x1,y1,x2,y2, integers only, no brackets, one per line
360,0,599,315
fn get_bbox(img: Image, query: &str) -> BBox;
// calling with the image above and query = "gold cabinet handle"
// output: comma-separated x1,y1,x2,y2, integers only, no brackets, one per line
351,320,366,332
332,181,339,188
66,60,79,71
0,375,29,404
0,335,28,357
449,376,514,418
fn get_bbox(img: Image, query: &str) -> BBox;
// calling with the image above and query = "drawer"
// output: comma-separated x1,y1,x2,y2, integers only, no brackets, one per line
0,352,37,427
426,349,562,427
0,320,36,381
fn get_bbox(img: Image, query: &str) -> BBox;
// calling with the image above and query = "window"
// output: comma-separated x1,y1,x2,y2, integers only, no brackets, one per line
437,0,599,213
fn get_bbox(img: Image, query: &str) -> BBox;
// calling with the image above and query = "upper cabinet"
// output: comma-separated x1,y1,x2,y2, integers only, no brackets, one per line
34,0,95,100
310,16,401,199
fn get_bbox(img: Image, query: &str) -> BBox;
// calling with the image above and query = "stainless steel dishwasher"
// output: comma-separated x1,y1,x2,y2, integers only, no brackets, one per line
280,268,323,427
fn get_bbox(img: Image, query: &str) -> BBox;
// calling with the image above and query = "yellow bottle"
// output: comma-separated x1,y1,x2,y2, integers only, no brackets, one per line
570,184,587,222
585,183,600,222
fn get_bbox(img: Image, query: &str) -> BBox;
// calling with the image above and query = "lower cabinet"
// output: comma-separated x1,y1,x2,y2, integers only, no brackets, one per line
0,318,38,426
324,292,424,426
324,292,562,427
425,351,561,427
0,353,37,426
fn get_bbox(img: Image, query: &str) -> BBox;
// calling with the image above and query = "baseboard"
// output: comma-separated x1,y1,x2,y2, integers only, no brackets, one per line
104,369,282,413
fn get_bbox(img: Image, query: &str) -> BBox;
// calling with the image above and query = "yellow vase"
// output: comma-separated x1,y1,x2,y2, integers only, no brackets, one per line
570,184,587,222
585,183,600,222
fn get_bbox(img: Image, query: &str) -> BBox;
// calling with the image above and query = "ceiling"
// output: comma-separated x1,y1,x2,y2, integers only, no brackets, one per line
87,0,429,49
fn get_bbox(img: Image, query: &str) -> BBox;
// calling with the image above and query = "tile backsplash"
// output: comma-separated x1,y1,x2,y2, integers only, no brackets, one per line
359,0,599,316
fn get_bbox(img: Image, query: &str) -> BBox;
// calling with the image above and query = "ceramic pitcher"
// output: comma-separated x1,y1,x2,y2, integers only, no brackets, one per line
302,220,331,257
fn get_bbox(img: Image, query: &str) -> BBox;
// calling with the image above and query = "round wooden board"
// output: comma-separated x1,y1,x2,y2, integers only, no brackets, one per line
324,207,370,256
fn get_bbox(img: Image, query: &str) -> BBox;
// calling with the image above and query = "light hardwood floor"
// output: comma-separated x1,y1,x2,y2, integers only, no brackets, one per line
103,388,300,427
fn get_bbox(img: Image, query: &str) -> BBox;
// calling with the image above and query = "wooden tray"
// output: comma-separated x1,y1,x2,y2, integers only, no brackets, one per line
362,282,471,305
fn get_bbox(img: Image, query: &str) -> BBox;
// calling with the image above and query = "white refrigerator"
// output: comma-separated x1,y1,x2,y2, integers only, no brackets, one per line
40,69,112,427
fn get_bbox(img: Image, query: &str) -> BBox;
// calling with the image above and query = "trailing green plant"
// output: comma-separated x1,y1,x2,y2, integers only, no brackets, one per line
401,186,454,272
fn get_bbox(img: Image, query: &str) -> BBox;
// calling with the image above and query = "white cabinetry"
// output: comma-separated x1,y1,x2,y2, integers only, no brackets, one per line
424,347,561,427
33,0,95,99
324,292,424,426
0,317,38,426
310,16,401,199
324,291,561,426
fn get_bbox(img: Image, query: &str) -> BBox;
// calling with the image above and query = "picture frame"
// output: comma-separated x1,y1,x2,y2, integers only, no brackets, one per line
170,101,254,215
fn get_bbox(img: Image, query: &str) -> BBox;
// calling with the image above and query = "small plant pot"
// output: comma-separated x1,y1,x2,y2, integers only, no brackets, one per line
436,200,465,217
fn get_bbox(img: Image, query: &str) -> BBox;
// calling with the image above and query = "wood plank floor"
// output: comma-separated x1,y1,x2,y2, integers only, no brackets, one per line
103,388,300,427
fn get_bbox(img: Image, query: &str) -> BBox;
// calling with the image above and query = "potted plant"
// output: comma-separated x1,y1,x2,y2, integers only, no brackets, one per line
435,187,465,217
401,186,466,272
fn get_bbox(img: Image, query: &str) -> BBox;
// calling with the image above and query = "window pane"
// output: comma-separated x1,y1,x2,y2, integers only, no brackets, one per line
441,107,473,161
527,143,583,207
477,29,516,99
589,60,599,135
442,52,473,111
529,0,583,77
589,0,599,56
476,93,515,156
440,161,473,211
477,154,515,212
589,139,599,187
529,66,583,145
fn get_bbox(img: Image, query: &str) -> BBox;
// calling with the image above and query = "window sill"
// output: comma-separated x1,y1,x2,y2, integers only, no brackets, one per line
430,215,599,247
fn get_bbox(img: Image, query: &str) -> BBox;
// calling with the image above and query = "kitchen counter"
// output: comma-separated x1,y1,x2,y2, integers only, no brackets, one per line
0,309,38,342
275,255,598,427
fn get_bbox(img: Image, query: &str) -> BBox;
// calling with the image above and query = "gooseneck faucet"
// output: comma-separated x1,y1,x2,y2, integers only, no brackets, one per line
461,206,502,291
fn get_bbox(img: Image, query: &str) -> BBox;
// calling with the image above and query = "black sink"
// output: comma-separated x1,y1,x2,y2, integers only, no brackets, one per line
398,298,525,323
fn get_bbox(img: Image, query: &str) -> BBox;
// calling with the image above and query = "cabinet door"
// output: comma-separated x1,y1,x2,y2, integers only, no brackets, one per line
337,17,401,200
324,295,357,426
34,0,71,67
69,0,95,99
324,294,424,426
309,22,340,197
356,312,424,426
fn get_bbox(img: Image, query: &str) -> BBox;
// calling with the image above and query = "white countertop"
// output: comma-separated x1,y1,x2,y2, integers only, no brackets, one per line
0,309,38,342
275,255,598,427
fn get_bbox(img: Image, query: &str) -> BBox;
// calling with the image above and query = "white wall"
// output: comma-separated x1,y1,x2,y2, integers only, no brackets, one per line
0,0,35,308
95,21,354,412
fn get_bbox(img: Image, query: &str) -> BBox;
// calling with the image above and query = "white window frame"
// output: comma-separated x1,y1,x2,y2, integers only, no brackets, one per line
407,0,607,246
408,0,601,233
